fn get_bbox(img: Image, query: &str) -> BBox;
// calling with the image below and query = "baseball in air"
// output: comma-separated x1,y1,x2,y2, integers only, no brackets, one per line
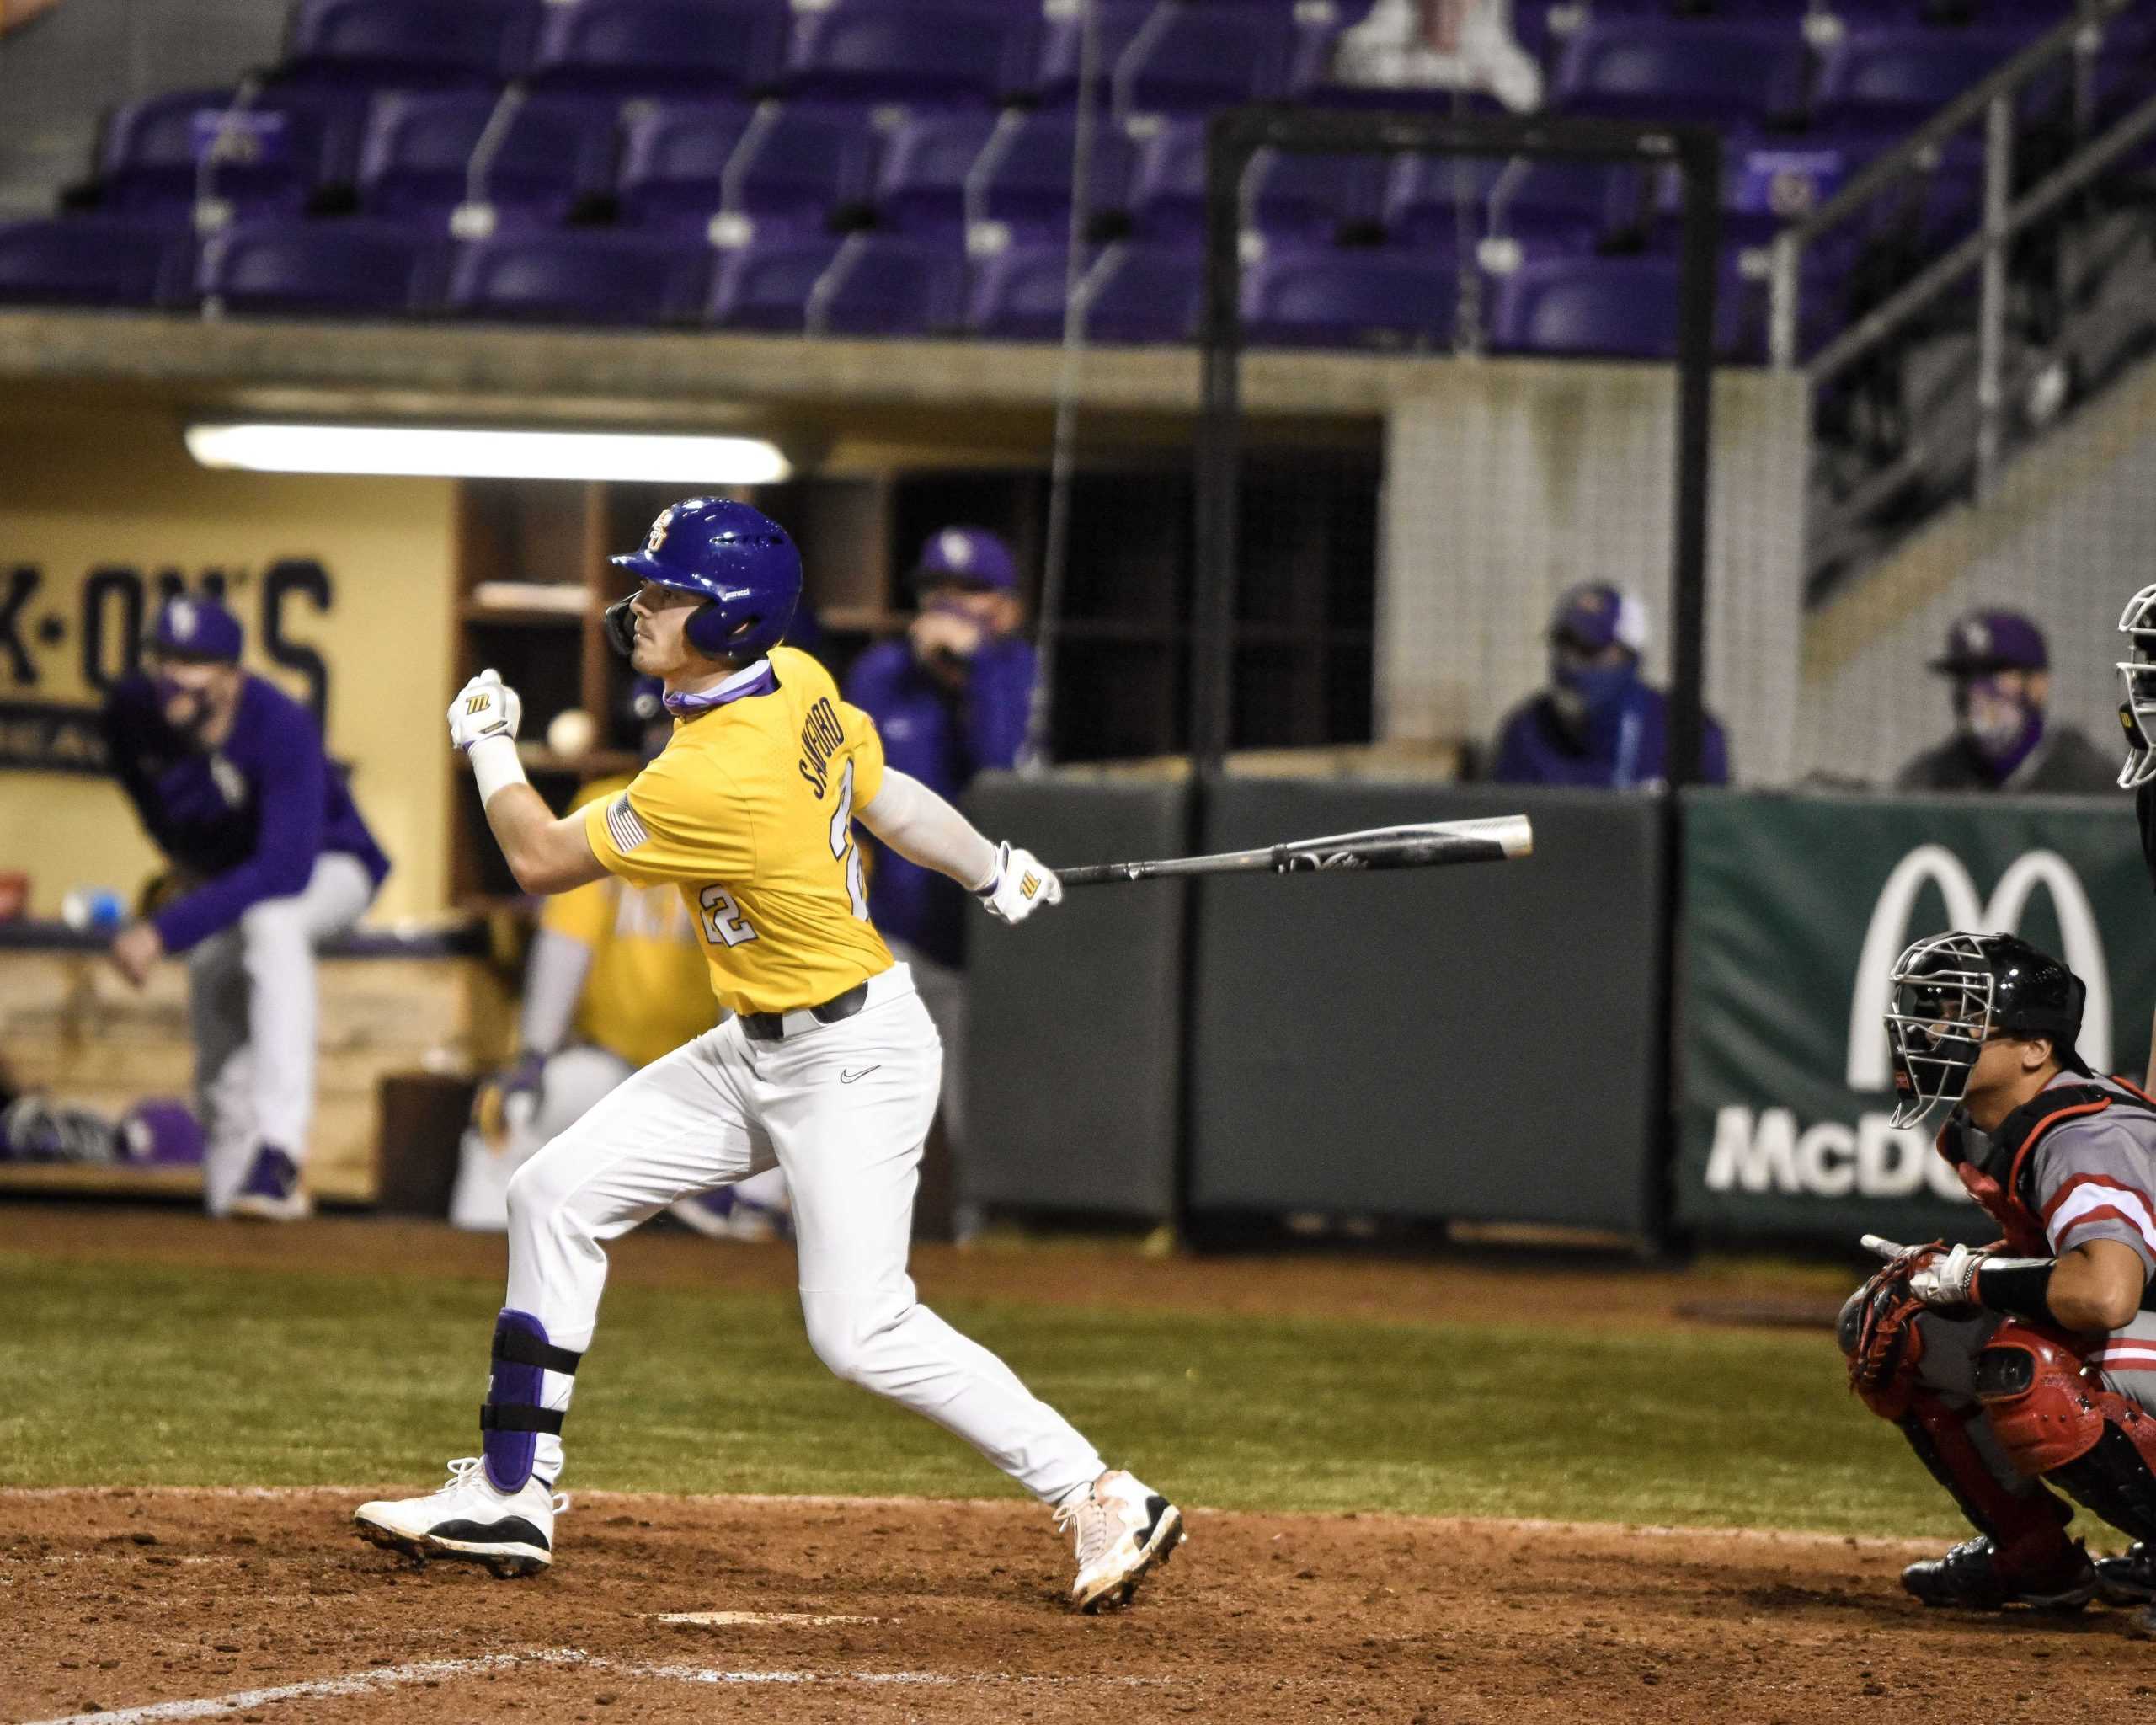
546,708,597,758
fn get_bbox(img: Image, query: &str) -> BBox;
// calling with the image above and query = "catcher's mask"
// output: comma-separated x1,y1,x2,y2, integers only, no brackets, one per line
1885,931,2087,1128
2117,583,2156,788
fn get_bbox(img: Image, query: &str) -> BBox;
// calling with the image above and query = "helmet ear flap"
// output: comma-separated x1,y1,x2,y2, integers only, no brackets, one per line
682,600,728,657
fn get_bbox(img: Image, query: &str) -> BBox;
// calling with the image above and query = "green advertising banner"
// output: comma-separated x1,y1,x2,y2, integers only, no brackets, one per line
1677,790,2156,1245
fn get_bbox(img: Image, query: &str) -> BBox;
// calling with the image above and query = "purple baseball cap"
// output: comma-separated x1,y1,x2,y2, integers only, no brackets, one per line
1549,582,1650,654
911,526,1018,593
150,595,243,663
1929,608,2047,676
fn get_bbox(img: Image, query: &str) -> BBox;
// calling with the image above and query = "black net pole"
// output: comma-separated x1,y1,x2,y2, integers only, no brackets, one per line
1192,110,1251,777
1650,127,1721,1255
1667,128,1721,792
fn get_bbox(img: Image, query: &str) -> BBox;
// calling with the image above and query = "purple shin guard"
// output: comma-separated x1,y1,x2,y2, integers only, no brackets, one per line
479,1308,580,1493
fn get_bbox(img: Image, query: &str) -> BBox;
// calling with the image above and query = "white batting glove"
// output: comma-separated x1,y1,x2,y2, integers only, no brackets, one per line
1862,1234,1984,1306
448,669,522,752
976,841,1062,925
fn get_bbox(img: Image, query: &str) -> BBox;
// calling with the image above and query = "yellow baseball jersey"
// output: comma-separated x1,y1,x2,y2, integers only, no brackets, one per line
540,777,718,1069
582,646,894,1016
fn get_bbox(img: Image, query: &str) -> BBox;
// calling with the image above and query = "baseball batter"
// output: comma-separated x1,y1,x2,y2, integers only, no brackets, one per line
355,499,1182,1612
1841,931,2156,1611
100,595,390,1220
450,684,789,1239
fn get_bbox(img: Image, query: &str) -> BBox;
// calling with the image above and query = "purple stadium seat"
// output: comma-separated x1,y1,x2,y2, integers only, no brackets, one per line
527,0,788,103
707,234,841,329
615,103,755,232
1087,240,1205,342
965,243,1081,339
98,89,356,224
0,218,195,307
1812,29,2030,136
1389,154,1645,257
277,0,540,92
958,111,1134,253
1042,1,1293,117
1243,148,1390,251
200,219,440,315
783,3,1036,109
359,93,617,230
968,239,1203,344
873,113,999,238
810,233,969,335
718,104,882,242
1552,22,1807,127
1124,119,1207,241
1491,253,1744,359
447,228,707,323
1241,246,1460,349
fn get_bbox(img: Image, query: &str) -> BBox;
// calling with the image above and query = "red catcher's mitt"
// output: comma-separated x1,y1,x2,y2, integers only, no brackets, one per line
1846,1244,1942,1402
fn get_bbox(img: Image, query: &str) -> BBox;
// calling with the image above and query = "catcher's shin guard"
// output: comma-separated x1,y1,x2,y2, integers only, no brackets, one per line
1976,1322,2156,1543
479,1309,580,1493
1897,1390,2079,1574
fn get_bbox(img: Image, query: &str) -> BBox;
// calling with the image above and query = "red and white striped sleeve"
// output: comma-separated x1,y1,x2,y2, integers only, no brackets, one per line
2036,1113,2156,1273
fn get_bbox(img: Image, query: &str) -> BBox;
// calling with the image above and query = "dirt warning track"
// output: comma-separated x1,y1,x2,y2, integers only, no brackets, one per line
6,1489,2155,1724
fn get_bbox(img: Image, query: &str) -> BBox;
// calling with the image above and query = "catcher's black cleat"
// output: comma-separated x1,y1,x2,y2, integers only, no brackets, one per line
1900,1536,2096,1611
2095,1541,2156,1606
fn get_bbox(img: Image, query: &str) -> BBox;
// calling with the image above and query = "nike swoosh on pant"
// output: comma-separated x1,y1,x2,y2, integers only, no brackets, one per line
840,1066,880,1084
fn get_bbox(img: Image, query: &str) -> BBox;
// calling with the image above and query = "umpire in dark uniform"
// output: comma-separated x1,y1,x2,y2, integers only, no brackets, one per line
1895,609,2114,793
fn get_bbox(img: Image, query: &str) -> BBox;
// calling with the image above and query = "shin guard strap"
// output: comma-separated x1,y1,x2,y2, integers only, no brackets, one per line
493,1328,584,1376
480,1403,565,1434
482,1307,563,1493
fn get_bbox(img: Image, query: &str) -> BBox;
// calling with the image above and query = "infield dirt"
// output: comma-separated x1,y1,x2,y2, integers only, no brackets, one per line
8,1210,2156,1720
8,1486,2156,1724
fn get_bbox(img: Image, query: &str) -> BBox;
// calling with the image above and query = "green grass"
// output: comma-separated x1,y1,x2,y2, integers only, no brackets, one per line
0,1250,1968,1538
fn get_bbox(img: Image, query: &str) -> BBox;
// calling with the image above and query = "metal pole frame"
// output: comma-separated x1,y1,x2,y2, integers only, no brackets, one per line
1193,105,1723,783
1187,108,1721,1252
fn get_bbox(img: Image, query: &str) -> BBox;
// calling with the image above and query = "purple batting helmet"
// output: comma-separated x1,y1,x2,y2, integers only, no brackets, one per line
606,498,801,661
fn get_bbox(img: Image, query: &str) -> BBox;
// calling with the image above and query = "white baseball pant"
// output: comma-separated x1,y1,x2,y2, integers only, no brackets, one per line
450,1044,790,1231
501,964,1106,1503
187,850,376,1215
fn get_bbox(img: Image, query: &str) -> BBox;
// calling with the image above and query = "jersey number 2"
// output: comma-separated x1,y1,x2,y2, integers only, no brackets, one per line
830,760,870,921
698,884,758,948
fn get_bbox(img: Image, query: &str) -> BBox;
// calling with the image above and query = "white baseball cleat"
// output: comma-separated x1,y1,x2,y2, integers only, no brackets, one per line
1056,1470,1184,1613
353,1457,564,1578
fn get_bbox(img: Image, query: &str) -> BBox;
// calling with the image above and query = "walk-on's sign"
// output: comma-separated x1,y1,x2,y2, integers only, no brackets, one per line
1676,792,2156,1244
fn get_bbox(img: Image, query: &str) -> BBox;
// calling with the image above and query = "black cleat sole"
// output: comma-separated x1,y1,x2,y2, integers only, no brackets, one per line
353,1512,550,1579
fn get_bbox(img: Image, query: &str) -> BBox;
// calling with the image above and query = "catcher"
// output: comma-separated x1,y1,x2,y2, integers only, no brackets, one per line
1841,930,2156,1612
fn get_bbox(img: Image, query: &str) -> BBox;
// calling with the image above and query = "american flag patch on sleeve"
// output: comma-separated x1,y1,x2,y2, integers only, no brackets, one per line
606,793,651,852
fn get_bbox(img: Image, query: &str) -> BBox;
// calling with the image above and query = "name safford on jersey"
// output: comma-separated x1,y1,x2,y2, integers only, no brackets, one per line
795,694,847,798
353,497,1186,1616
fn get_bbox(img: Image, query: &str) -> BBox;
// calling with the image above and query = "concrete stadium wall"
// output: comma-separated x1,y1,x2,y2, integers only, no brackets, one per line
0,400,457,924
1798,357,2156,789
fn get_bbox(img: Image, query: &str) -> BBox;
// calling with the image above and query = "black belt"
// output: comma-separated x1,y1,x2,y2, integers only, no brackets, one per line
739,981,870,1042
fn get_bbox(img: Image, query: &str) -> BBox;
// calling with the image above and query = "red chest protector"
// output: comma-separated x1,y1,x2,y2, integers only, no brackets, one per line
1936,1080,2156,1253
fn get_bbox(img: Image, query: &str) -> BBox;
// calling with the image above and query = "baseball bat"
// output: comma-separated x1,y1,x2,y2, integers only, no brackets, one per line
1055,815,1533,887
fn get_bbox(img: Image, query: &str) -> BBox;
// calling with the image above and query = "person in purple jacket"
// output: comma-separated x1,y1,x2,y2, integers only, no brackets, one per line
100,595,390,1220
1490,582,1731,789
844,526,1036,1241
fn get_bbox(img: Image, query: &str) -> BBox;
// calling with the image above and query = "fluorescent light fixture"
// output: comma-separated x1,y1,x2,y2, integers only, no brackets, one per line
184,422,792,484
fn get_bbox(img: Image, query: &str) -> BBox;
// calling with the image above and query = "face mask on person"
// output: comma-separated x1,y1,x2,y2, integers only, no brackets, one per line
1551,649,1638,726
153,670,219,739
1958,675,2041,768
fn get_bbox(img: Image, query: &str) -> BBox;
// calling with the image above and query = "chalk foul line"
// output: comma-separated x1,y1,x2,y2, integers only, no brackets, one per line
19,1647,1168,1724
